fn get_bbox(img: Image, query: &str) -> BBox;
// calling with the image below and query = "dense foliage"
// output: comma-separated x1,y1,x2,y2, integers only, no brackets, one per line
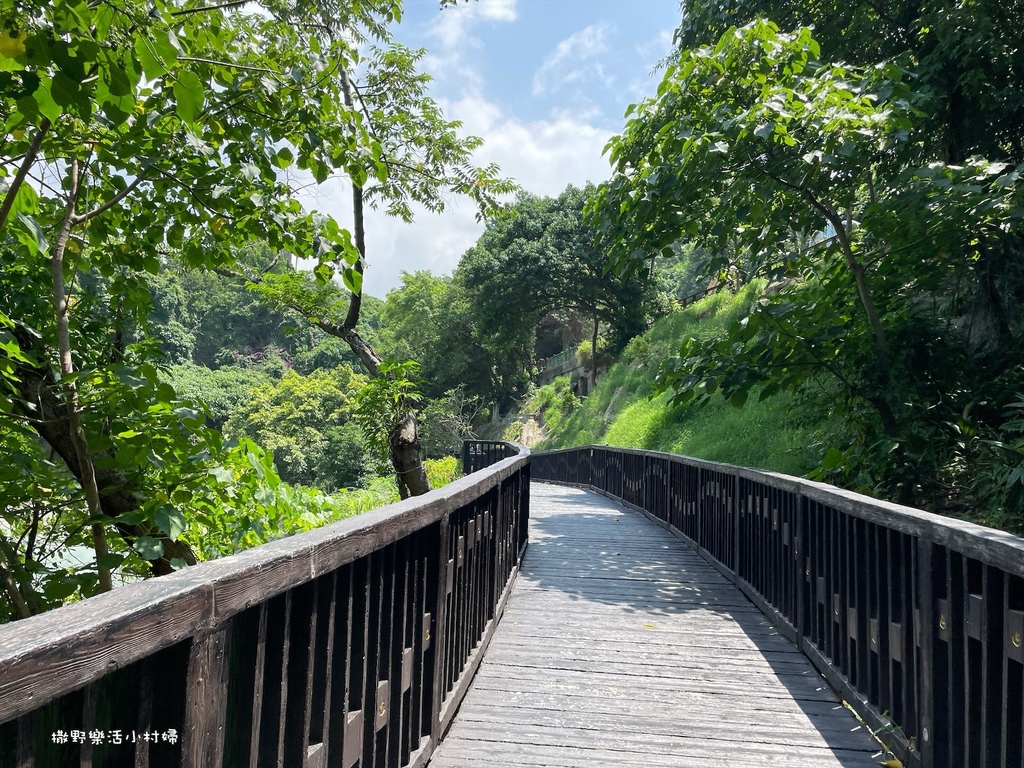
590,11,1024,527
5,0,1023,624
0,0,502,621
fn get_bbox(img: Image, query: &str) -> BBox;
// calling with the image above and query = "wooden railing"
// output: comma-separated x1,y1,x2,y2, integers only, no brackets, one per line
539,348,576,373
0,444,530,768
533,446,1024,768
461,440,520,476
677,283,719,309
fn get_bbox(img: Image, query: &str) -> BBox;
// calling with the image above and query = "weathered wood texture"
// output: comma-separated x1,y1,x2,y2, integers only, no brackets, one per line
0,446,530,768
532,446,1024,768
429,484,881,768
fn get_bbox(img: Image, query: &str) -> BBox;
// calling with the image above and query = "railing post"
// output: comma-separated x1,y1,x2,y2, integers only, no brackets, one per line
917,536,935,768
430,513,451,748
696,466,704,552
795,490,807,640
732,474,741,578
183,626,231,768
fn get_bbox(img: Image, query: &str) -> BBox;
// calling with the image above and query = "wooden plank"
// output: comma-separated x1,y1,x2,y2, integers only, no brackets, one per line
134,658,154,768
452,704,875,751
430,738,846,768
183,628,230,768
247,604,268,768
448,685,857,723
434,483,881,768
434,722,876,764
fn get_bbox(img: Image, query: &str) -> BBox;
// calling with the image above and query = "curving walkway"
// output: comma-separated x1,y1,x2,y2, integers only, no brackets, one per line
428,483,882,767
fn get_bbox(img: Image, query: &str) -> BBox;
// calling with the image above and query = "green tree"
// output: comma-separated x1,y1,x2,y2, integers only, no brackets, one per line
225,366,368,490
675,0,1024,345
165,362,272,430
237,40,516,498
376,271,497,407
0,0,504,612
590,20,1024,509
460,184,656,392
148,249,300,368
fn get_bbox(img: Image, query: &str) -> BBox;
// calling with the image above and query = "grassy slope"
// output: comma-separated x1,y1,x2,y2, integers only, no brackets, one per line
535,284,822,476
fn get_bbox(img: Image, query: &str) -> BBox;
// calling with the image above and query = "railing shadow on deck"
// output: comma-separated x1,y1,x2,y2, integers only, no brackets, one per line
519,484,879,767
532,446,1024,768
0,442,528,768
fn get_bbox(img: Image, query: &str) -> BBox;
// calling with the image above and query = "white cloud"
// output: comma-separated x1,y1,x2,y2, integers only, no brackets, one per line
532,24,612,97
292,2,634,298
425,0,517,85
636,28,674,65
355,95,615,297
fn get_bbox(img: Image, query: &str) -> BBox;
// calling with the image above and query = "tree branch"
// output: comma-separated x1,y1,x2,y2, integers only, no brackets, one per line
0,532,35,619
51,158,114,593
171,0,253,16
71,172,148,225
0,118,50,236
178,56,282,76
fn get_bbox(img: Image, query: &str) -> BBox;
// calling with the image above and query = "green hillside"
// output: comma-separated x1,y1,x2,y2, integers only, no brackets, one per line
531,284,824,477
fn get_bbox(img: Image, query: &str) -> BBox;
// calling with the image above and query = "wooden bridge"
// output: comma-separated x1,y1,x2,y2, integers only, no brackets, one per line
2,442,1023,768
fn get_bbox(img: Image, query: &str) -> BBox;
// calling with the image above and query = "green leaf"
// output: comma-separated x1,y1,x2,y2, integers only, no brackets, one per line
43,577,79,600
134,536,164,560
255,486,276,506
173,70,204,124
97,553,127,570
273,147,294,169
154,504,186,541
313,262,334,284
135,36,167,80
50,71,90,115
209,466,234,483
342,267,362,295
821,448,845,471
15,212,48,254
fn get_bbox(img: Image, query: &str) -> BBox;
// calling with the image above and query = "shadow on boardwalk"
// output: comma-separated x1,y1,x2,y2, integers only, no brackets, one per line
429,483,883,767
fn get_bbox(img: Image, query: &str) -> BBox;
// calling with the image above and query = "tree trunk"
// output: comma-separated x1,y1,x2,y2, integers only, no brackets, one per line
389,411,430,499
591,315,599,391
334,64,431,497
50,159,113,593
11,333,198,576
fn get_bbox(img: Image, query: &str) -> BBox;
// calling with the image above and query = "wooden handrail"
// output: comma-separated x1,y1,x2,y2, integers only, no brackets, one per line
532,445,1024,768
461,440,521,475
0,444,530,767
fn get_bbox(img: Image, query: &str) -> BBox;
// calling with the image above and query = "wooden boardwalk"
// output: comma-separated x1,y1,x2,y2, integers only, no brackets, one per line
429,483,883,767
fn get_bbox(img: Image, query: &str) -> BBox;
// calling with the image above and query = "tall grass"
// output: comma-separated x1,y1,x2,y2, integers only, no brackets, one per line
533,283,821,476
327,456,464,521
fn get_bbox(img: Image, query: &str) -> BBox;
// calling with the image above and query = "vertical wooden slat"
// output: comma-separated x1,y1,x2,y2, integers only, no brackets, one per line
132,659,153,765
248,603,268,768
256,594,288,768
981,565,1003,768
17,712,34,768
79,683,96,768
326,564,355,768
795,491,806,640
309,573,337,762
282,582,314,768
918,539,936,768
360,552,381,768
183,627,231,768
370,545,393,768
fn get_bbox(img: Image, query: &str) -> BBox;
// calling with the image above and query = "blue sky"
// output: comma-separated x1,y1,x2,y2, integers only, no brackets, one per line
317,0,681,297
